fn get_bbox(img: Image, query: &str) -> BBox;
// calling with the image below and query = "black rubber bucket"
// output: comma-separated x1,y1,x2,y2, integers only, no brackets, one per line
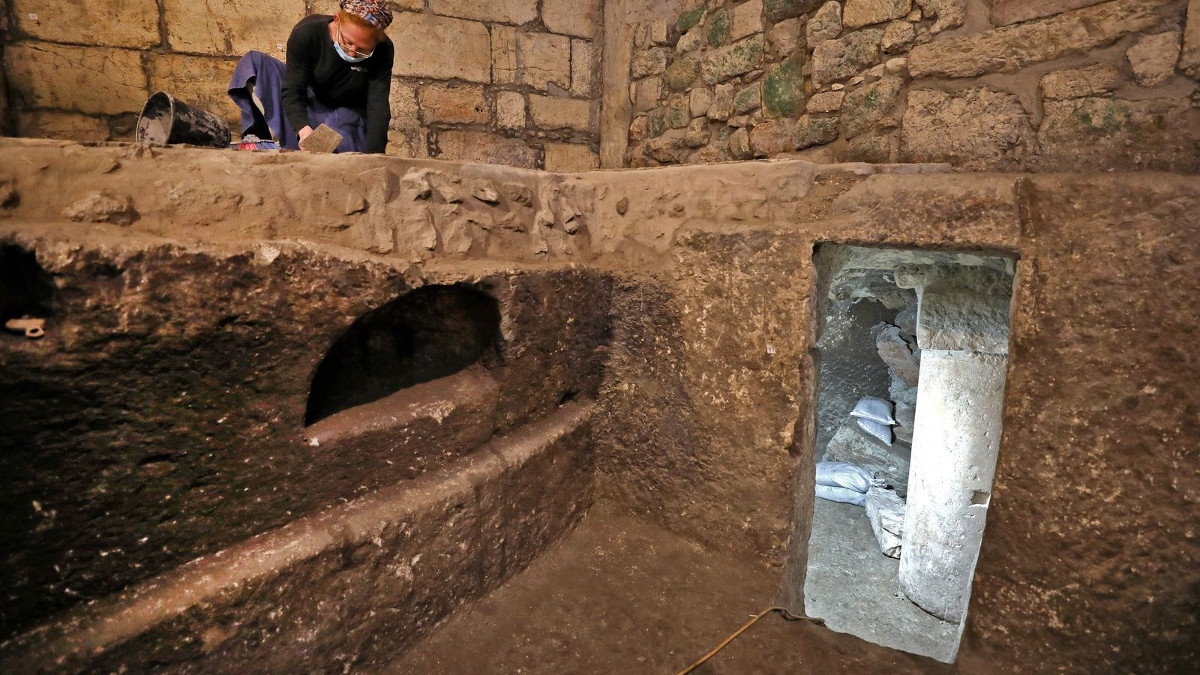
136,91,231,148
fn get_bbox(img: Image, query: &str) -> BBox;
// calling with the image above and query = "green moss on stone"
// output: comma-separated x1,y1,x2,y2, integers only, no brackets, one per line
765,0,819,23
763,55,805,118
734,82,762,114
664,57,701,92
677,4,706,33
649,110,667,138
708,9,731,47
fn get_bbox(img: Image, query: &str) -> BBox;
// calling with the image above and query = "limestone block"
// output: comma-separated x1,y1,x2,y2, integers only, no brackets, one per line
544,143,599,171
1039,64,1122,100
915,0,965,33
901,88,1033,168
894,267,1013,353
386,129,429,157
843,0,912,29
812,29,884,86
700,35,764,85
989,0,1106,26
1039,96,1182,166
765,0,825,22
543,0,602,38
734,82,762,114
389,80,420,131
685,117,711,147
164,0,300,56
632,48,670,78
676,2,707,33
15,111,110,142
149,54,242,130
428,0,537,25
664,56,701,91
15,0,158,47
677,27,705,53
729,126,753,158
666,94,691,128
6,42,146,115
393,13,491,83
731,0,764,42
492,25,519,85
807,90,844,113
645,129,690,163
847,133,893,162
763,56,805,117
876,325,920,386
908,0,1167,79
708,8,732,47
529,95,592,132
690,88,714,117
707,83,735,120
749,119,796,156
768,18,804,55
881,20,915,53
496,91,527,130
571,40,596,97
420,84,490,124
1126,31,1182,87
807,1,843,47
519,32,571,91
841,76,902,138
1183,0,1200,78
632,77,663,113
794,114,839,148
436,130,538,168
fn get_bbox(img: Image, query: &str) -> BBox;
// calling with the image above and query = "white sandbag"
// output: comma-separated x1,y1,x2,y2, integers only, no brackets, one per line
856,417,894,446
816,484,866,506
815,461,872,493
865,485,906,559
850,396,896,425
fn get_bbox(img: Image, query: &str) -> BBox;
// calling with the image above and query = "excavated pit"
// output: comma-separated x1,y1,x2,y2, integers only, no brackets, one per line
1,140,1197,675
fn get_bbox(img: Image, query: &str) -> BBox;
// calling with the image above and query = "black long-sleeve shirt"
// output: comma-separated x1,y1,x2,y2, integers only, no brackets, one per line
282,15,394,153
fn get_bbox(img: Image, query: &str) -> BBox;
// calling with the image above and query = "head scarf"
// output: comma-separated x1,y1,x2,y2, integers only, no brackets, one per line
339,0,394,31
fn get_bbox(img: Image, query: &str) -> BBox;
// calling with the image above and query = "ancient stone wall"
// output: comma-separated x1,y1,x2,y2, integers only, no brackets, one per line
622,0,1200,170
1,0,603,169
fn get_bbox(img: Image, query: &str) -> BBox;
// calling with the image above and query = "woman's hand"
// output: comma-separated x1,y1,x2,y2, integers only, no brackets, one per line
298,126,314,141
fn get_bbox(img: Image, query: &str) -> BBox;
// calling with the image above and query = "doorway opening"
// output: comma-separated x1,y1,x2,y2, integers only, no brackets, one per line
802,244,1016,663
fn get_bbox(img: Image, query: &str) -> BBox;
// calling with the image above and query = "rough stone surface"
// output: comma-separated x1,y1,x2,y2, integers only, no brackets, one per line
438,130,539,167
769,17,804,55
807,90,845,113
497,91,527,130
765,0,825,22
571,39,597,97
708,83,736,120
763,55,806,117
529,95,592,132
544,143,599,171
901,88,1033,169
841,76,902,138
794,114,840,148
1038,97,1192,171
843,0,913,30
824,418,911,493
420,84,491,124
1040,64,1123,99
876,325,920,387
542,0,603,38
14,112,111,142
734,82,763,114
909,0,1168,79
147,54,241,129
492,24,520,84
915,0,965,33
632,48,670,78
808,1,844,47
393,13,492,83
519,32,572,91
428,0,538,24
690,87,713,117
1183,0,1200,78
676,2,707,33
16,0,159,47
750,119,797,155
6,43,146,115
708,8,732,47
1126,31,1182,86
989,0,1107,26
731,0,765,41
163,0,299,56
812,29,884,86
882,20,916,53
632,76,663,113
701,35,765,84
664,56,701,91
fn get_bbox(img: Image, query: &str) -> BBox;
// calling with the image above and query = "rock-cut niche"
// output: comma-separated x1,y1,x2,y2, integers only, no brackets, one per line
304,284,502,426
0,245,55,327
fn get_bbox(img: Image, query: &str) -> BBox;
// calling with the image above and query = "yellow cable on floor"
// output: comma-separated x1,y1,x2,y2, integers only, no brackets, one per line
674,607,825,675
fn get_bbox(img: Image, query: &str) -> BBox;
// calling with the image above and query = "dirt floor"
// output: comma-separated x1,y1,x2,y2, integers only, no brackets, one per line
388,502,942,674
805,498,960,663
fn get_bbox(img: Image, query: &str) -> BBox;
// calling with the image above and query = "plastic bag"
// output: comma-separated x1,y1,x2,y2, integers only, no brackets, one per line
865,486,906,558
850,396,896,425
815,461,872,493
856,417,894,446
816,484,867,506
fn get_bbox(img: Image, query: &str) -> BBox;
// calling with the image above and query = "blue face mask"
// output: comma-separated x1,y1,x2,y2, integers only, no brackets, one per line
334,40,369,64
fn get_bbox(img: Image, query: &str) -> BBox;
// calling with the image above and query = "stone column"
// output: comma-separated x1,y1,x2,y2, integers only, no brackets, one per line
894,265,1012,623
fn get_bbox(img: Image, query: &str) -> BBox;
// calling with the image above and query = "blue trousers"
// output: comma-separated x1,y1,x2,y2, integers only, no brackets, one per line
228,51,367,153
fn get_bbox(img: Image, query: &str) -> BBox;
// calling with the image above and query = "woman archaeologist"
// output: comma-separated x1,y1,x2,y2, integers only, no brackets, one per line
229,0,394,153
